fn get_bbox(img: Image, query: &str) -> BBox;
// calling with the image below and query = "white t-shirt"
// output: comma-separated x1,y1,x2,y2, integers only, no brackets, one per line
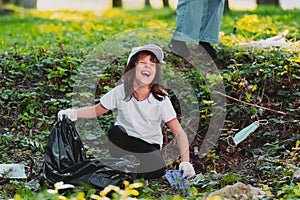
100,84,177,147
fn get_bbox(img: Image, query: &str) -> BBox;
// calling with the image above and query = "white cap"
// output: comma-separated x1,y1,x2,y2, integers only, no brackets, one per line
127,44,164,65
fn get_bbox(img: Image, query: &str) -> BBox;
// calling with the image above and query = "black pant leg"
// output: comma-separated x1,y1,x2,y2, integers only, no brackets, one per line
108,126,166,179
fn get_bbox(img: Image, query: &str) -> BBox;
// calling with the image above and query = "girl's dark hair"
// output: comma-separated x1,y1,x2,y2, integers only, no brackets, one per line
123,50,167,101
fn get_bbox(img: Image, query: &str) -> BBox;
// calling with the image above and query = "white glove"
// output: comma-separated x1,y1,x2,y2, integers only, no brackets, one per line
58,109,77,121
179,162,195,179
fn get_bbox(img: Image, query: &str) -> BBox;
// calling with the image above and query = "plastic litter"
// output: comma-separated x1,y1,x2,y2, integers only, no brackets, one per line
0,164,27,179
228,120,268,146
165,170,190,196
238,30,291,48
40,115,136,190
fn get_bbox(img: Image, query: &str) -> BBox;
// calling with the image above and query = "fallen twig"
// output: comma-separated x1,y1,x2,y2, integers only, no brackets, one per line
213,91,299,117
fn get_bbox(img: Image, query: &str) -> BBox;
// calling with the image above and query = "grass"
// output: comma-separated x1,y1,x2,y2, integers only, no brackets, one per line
0,3,299,200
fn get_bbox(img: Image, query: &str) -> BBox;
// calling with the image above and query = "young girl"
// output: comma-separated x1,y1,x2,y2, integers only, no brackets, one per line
58,44,195,179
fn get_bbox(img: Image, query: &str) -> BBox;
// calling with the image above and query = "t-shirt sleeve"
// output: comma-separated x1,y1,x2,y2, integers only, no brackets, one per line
99,85,122,110
161,96,177,122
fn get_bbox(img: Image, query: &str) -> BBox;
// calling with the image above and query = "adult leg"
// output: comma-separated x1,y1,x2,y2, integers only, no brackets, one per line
170,0,205,57
198,0,225,44
171,0,225,58
173,0,205,43
197,0,225,59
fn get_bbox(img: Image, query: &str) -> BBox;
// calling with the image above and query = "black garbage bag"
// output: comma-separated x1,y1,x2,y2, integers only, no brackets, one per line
40,115,136,190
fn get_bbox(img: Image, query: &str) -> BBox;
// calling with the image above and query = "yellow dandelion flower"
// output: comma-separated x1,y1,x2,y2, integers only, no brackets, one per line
110,185,121,192
68,27,74,32
102,9,122,18
14,194,22,200
128,189,139,196
266,191,272,195
294,188,300,196
207,152,215,158
145,20,166,28
263,184,269,190
76,192,86,200
123,180,130,187
58,195,68,200
100,185,120,197
99,188,110,197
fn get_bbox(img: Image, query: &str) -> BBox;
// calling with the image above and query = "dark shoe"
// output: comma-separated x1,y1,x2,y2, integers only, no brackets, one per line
198,42,217,59
168,39,190,58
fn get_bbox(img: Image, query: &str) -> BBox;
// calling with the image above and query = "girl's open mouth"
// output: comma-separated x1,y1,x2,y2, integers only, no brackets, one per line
141,71,151,77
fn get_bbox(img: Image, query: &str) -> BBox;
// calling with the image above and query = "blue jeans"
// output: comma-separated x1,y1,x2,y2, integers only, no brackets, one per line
173,0,225,44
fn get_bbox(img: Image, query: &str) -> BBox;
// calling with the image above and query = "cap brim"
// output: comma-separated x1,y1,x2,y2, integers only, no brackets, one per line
127,44,164,64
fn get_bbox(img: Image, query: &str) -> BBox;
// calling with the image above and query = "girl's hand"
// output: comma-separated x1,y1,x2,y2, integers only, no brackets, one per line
58,109,77,121
179,162,195,178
